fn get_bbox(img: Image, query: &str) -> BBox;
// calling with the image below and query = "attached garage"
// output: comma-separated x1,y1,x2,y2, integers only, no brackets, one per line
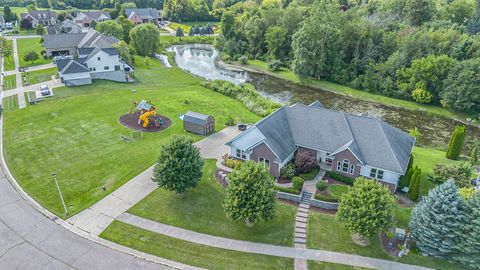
182,111,215,135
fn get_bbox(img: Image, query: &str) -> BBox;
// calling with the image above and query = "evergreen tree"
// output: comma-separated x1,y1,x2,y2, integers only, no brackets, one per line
409,180,465,259
446,125,466,160
407,167,421,201
176,27,184,39
454,193,480,269
224,161,277,226
470,138,479,164
399,155,414,189
188,27,195,36
3,5,17,22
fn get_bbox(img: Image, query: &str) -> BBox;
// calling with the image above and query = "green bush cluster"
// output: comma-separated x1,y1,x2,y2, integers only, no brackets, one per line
407,166,422,201
280,163,296,179
327,171,354,185
224,115,235,126
314,193,338,202
446,125,466,160
316,181,328,191
224,158,242,169
201,80,281,117
292,176,304,191
274,185,301,195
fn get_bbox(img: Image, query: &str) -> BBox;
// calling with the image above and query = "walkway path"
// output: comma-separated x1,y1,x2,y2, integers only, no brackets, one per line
10,38,25,108
67,126,242,236
118,212,430,270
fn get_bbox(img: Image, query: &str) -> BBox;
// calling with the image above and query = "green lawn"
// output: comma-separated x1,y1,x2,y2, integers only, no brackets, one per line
307,211,461,270
4,40,15,71
128,159,296,246
327,184,349,199
3,56,259,218
394,205,412,229
411,146,462,196
22,67,58,86
308,261,368,270
101,220,293,270
3,74,17,90
299,166,319,180
246,60,469,121
17,38,50,67
3,95,18,111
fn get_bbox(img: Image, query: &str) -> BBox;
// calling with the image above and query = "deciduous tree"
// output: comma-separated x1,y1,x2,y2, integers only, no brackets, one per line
129,23,160,56
35,25,46,36
23,51,39,64
96,20,124,40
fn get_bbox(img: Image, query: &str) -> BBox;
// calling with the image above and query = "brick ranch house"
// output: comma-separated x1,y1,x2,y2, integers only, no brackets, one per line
226,102,415,192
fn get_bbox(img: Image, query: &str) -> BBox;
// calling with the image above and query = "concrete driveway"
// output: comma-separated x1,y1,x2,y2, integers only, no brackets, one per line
195,126,241,169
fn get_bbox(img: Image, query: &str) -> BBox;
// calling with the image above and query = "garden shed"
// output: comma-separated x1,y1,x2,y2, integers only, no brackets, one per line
181,111,215,135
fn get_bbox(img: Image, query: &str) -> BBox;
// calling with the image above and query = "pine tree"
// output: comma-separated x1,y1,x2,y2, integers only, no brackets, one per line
446,125,466,160
407,167,421,201
471,138,479,164
409,180,465,259
399,155,414,189
454,193,480,269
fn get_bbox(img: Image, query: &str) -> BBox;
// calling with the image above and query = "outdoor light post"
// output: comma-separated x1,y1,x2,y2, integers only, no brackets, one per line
52,173,68,215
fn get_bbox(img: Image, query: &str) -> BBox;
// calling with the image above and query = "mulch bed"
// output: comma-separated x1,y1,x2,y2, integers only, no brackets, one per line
380,231,404,257
276,178,292,184
215,168,229,188
119,112,172,132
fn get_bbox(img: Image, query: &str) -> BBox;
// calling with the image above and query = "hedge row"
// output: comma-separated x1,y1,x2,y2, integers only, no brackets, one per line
327,171,354,185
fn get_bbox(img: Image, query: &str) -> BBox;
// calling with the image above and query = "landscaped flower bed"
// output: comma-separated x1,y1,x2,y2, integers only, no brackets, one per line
314,182,349,202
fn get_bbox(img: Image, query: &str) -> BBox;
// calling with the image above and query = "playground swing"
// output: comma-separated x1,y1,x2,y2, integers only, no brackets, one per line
119,131,144,143
130,100,165,128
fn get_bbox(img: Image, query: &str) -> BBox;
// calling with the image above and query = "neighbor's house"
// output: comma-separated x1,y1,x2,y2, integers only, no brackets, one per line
125,8,160,24
226,102,415,192
44,28,119,57
21,10,57,28
74,11,111,28
54,19,83,34
56,47,134,86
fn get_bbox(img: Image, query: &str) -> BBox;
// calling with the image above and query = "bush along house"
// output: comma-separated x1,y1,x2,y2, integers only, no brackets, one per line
226,101,415,192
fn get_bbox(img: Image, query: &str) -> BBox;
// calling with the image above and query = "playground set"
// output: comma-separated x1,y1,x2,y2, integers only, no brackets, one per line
119,99,172,135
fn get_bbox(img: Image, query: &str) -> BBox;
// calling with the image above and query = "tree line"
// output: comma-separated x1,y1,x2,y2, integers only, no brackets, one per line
217,0,480,115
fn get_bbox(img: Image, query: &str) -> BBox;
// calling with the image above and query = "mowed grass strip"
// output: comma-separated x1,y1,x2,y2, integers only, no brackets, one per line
128,159,296,246
3,95,18,111
17,38,51,67
308,261,369,270
23,67,58,86
100,220,294,270
4,40,15,71
3,56,259,217
3,74,17,90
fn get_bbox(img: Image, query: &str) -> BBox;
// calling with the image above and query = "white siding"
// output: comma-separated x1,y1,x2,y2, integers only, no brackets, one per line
360,165,401,185
84,50,124,74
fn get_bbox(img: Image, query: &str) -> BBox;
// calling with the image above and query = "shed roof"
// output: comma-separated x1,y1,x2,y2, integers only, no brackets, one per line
183,111,212,125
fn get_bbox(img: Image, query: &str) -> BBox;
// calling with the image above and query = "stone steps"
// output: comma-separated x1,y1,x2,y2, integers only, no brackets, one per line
295,221,307,229
295,237,306,244
297,212,308,218
296,216,307,223
295,227,306,234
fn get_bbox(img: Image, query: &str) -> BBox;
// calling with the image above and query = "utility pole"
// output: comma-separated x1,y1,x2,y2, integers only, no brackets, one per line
52,173,68,215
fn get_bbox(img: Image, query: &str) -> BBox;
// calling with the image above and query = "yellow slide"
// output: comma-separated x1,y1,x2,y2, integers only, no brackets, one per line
139,110,156,127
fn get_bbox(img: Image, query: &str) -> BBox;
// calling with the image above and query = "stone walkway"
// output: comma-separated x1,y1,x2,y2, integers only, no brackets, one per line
117,212,430,270
294,191,312,270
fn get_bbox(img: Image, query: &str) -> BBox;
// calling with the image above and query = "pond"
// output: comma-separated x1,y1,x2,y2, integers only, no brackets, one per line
168,44,479,151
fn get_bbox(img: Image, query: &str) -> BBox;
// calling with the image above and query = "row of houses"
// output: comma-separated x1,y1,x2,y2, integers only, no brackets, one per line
44,28,134,86
20,8,161,34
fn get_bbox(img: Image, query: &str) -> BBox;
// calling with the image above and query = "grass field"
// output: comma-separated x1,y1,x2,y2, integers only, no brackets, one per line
307,211,462,270
128,159,296,246
246,60,469,121
308,261,368,270
4,40,15,71
101,220,293,270
17,38,50,67
3,56,259,218
3,74,17,90
3,95,18,111
22,67,58,86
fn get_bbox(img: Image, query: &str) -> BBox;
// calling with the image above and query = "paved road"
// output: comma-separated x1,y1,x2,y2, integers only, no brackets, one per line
118,213,430,270
67,126,241,236
0,116,194,270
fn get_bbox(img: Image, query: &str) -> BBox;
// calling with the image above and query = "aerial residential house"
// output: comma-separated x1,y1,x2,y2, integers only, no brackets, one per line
21,10,57,28
125,8,160,24
74,11,112,28
44,28,119,57
226,102,415,192
55,19,83,34
56,47,134,86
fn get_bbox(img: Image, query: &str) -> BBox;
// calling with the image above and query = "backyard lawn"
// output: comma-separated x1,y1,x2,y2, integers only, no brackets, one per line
17,38,51,67
3,95,18,111
3,56,259,217
308,261,368,270
22,67,58,86
4,40,15,71
3,74,17,90
101,221,293,270
307,211,461,270
128,159,296,246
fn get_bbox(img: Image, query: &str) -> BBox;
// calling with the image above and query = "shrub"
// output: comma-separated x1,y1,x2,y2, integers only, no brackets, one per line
295,149,317,173
224,157,242,169
280,163,295,179
238,55,248,64
316,181,328,191
407,168,422,201
184,99,190,104
275,185,301,195
314,193,338,202
446,125,466,160
299,166,319,180
411,88,433,104
327,171,354,185
292,177,304,191
267,59,282,71
225,115,235,126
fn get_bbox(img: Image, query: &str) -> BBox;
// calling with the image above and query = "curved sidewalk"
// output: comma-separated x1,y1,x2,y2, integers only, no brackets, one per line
0,115,200,270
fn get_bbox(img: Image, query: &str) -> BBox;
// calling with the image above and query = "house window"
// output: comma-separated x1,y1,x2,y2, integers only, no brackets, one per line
258,157,270,167
370,168,384,180
114,65,121,71
342,159,350,173
92,67,96,71
326,158,333,166
349,164,355,174
236,149,246,160
336,161,341,171
104,66,110,70
98,57,101,61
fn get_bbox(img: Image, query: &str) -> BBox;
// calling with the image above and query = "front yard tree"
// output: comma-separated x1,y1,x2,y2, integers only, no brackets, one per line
454,192,480,269
3,5,17,22
295,149,317,173
224,161,277,226
20,18,33,30
337,178,395,239
446,125,466,160
0,36,12,58
96,20,124,40
470,138,479,164
409,180,465,259
129,23,160,56
152,136,204,194
36,25,46,35
23,51,39,64
407,167,421,201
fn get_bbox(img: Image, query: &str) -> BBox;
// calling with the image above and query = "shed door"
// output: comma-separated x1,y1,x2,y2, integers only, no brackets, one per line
205,121,214,134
